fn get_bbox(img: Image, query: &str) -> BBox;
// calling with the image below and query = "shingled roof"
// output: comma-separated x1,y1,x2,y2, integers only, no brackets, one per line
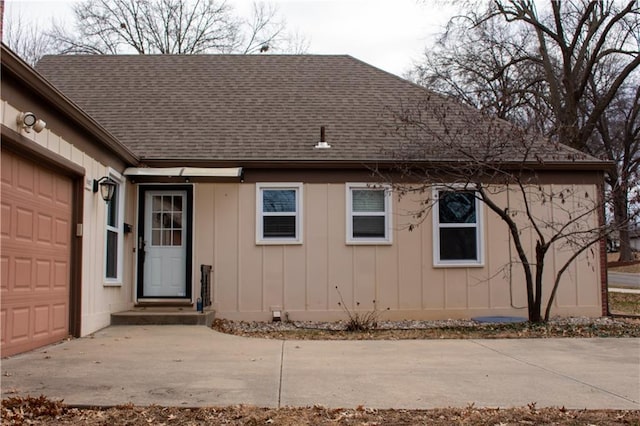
36,54,600,167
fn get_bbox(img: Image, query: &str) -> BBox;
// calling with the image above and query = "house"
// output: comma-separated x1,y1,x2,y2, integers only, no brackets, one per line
630,229,640,252
1,46,608,355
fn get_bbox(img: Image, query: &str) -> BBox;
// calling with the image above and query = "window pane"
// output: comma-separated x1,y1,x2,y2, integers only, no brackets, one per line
152,212,162,228
439,228,477,260
172,196,182,212
106,185,118,227
152,230,161,246
263,190,296,212
172,213,182,229
263,216,296,238
106,230,118,278
152,195,162,211
172,230,182,246
162,230,172,246
353,216,385,238
439,192,476,224
352,189,384,212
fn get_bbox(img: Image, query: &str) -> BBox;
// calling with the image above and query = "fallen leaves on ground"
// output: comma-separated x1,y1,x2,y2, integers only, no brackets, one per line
211,317,640,340
2,396,639,425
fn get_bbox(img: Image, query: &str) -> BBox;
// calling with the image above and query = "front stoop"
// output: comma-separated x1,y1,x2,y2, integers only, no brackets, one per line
111,308,215,327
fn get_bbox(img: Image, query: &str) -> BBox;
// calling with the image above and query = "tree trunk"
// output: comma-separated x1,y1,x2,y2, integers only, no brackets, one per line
612,184,634,262
530,244,545,323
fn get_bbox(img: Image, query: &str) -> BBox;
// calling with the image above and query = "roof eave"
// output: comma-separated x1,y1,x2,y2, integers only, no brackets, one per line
138,158,614,172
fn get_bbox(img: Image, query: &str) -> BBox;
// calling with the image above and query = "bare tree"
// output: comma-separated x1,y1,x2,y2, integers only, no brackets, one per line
48,0,303,55
590,81,640,261
414,0,639,263
381,97,609,323
486,0,640,151
408,16,550,132
2,6,56,66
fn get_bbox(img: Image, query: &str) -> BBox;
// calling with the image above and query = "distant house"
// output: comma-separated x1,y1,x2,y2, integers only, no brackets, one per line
1,45,609,355
631,229,640,252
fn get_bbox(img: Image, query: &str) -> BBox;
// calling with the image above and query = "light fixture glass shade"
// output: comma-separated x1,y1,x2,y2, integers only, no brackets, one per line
99,178,117,202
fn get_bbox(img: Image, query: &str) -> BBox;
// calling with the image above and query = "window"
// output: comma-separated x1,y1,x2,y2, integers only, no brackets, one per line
150,195,183,247
104,171,124,283
347,184,392,244
433,189,483,266
256,183,303,244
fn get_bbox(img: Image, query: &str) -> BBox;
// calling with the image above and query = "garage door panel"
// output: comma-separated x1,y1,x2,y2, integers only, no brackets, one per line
55,218,70,247
10,307,30,341
1,149,73,357
35,259,52,289
14,257,33,290
34,305,51,337
1,153,12,184
16,207,34,241
37,213,53,243
0,309,6,345
54,261,69,289
37,169,54,201
16,160,35,193
1,202,10,237
52,303,67,331
1,256,8,291
55,176,72,207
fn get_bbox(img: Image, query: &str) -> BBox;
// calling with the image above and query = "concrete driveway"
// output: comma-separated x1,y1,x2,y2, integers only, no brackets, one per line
1,326,638,409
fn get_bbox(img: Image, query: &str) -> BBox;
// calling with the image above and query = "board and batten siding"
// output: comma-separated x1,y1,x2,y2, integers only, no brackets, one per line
194,182,602,321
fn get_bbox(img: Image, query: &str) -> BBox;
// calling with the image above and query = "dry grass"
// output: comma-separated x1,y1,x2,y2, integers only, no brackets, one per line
610,293,640,315
2,396,640,425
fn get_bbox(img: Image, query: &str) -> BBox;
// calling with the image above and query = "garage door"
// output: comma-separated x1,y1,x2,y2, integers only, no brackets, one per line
1,149,73,357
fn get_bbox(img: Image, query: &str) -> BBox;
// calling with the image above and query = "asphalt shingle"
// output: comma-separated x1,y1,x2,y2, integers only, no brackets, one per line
36,54,597,166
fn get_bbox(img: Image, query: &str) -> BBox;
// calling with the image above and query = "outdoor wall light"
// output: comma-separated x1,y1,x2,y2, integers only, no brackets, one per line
93,176,117,202
16,112,47,133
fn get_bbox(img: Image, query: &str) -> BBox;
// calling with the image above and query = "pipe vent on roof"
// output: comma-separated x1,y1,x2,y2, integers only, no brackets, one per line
314,126,331,149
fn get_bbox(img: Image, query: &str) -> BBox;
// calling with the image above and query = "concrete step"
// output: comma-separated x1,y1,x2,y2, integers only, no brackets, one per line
111,308,215,326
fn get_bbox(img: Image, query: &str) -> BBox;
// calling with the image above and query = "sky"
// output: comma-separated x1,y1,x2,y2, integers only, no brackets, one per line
3,0,456,77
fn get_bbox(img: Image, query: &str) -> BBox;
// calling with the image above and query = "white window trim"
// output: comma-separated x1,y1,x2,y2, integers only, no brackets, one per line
432,186,484,267
256,183,303,245
346,183,393,245
104,168,125,285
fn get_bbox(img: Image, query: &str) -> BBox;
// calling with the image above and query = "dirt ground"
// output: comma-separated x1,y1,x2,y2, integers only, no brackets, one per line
2,396,640,425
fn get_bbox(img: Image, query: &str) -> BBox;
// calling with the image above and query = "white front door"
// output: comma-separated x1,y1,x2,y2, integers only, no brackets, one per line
139,188,191,298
